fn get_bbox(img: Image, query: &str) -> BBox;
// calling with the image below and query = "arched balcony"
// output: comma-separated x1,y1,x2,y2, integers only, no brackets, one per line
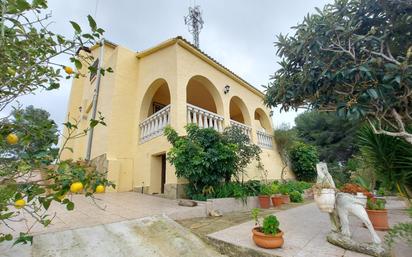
254,108,273,148
229,96,252,138
139,79,171,143
186,75,224,131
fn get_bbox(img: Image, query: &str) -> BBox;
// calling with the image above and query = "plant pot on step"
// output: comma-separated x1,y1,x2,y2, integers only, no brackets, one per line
258,195,271,208
314,188,336,213
281,194,290,204
252,227,284,249
271,195,283,207
366,209,389,230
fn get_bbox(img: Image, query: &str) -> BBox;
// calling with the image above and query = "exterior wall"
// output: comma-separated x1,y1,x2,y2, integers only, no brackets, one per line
61,38,294,198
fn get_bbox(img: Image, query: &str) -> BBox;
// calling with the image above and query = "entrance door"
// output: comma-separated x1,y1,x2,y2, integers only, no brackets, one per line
161,154,166,194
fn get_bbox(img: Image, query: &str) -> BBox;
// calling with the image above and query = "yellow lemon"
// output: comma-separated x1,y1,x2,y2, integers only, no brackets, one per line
95,185,105,193
64,66,74,74
70,182,83,193
6,133,18,145
14,199,26,209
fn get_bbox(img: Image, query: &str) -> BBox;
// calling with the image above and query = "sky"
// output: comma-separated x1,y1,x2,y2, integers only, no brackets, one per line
5,0,333,131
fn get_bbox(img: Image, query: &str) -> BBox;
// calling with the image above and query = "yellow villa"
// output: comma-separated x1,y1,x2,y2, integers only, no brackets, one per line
61,36,293,198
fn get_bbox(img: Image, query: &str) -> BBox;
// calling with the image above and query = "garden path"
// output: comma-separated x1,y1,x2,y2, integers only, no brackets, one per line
208,199,411,257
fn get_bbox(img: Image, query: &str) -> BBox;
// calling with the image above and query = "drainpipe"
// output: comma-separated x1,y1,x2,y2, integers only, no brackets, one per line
86,38,105,161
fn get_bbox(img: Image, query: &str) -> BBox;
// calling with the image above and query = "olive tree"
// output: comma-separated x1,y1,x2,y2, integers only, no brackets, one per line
265,0,412,144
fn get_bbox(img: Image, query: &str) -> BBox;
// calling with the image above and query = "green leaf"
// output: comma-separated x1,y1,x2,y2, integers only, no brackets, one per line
66,201,74,211
0,212,14,220
87,15,97,31
73,59,82,70
367,88,378,99
13,233,33,246
42,199,51,210
69,21,82,34
16,0,31,11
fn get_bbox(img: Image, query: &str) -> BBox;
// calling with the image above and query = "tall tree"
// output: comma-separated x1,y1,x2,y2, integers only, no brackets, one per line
2,106,59,160
294,111,360,163
265,0,412,144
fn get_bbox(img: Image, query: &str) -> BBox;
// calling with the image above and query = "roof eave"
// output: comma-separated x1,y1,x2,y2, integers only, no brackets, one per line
135,37,265,98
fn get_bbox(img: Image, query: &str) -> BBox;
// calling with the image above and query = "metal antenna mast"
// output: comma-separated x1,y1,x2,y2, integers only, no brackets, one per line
184,5,204,48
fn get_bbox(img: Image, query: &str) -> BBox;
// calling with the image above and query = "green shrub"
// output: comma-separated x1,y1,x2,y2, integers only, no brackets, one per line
243,180,261,196
165,125,237,196
289,191,303,203
278,183,293,195
288,142,319,182
262,215,280,235
367,198,386,210
260,184,273,196
270,184,280,194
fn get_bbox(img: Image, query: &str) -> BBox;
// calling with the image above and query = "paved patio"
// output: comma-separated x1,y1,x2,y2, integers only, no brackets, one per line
1,192,206,237
208,199,411,257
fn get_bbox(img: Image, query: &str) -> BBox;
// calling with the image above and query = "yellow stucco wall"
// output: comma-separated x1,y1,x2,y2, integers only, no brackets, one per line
61,38,294,196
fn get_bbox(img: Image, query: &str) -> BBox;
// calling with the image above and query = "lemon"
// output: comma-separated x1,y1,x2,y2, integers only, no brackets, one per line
64,66,74,74
70,182,83,193
14,199,26,209
95,185,105,193
6,133,18,145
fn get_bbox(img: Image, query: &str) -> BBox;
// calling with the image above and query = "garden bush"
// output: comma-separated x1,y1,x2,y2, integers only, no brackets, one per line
165,125,262,198
165,125,238,196
289,191,303,203
288,142,319,182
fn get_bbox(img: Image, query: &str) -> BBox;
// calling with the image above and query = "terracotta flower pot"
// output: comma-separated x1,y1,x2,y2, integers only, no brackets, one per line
252,227,284,249
366,209,389,230
281,194,290,204
271,195,283,207
258,195,271,209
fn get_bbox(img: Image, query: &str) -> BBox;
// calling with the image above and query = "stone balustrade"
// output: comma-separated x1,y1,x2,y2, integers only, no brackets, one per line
187,104,224,132
139,105,171,143
257,130,273,149
230,119,252,138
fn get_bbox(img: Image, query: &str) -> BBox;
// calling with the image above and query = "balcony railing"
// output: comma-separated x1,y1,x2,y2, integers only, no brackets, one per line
230,119,252,138
187,104,224,132
257,130,273,149
139,104,171,143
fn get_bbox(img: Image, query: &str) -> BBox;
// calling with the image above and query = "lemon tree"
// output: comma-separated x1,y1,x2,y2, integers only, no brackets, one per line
0,0,115,245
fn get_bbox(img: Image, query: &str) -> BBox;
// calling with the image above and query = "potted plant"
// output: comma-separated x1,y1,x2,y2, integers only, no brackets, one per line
366,198,389,230
270,184,283,207
313,183,336,213
278,184,291,204
251,208,284,249
258,184,272,208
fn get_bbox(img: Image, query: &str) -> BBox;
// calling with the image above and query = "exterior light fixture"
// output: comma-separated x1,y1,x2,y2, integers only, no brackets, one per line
224,85,230,94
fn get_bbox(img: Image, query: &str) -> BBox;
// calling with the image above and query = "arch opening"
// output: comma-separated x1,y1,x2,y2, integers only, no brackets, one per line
254,108,271,133
139,78,170,121
229,96,251,125
186,76,223,115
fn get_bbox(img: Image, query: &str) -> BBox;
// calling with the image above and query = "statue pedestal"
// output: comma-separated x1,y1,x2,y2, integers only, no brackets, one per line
326,231,390,257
